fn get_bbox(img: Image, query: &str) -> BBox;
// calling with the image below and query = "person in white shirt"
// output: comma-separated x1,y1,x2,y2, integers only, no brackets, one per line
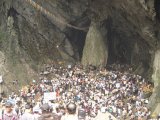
20,104,35,120
33,106,41,120
61,102,78,120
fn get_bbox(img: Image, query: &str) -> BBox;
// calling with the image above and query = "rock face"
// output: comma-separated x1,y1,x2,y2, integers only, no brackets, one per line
149,50,160,111
0,0,90,85
82,22,108,67
0,0,160,111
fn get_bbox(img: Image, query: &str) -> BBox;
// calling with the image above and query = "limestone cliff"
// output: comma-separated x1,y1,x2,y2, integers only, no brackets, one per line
0,0,90,85
150,50,160,112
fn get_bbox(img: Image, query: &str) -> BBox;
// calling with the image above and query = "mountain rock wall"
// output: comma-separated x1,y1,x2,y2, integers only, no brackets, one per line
0,0,160,111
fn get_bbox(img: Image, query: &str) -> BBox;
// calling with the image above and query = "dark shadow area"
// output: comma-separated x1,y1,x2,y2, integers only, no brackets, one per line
65,16,91,60
101,14,152,78
69,29,87,60
7,7,19,17
154,0,160,22
106,17,133,65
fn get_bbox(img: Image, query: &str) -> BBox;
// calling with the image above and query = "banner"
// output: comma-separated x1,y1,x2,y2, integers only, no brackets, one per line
0,76,2,83
43,92,56,101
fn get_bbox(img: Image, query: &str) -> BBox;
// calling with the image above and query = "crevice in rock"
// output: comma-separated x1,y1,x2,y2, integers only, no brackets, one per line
7,7,19,33
104,17,113,65
154,0,160,22
7,7,19,18
7,7,22,49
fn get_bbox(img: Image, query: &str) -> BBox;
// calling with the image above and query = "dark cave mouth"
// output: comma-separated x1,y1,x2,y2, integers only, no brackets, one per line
72,29,133,65
71,30,87,60
74,29,151,80
68,19,152,80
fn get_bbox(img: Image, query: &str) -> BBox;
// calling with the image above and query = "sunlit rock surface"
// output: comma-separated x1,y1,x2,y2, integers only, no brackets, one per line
82,22,108,67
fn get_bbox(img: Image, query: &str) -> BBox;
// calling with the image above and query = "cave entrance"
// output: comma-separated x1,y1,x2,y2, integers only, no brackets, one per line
65,17,91,61
67,29,87,60
105,17,134,65
66,16,151,79
70,18,134,66
103,16,152,78
108,37,132,65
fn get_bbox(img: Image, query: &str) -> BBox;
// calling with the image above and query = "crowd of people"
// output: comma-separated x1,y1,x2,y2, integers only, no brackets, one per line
0,63,156,120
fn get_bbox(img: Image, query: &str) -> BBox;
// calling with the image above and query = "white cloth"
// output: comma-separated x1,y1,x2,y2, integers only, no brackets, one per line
100,107,106,113
20,112,35,120
116,83,120,88
33,113,40,120
61,114,78,120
